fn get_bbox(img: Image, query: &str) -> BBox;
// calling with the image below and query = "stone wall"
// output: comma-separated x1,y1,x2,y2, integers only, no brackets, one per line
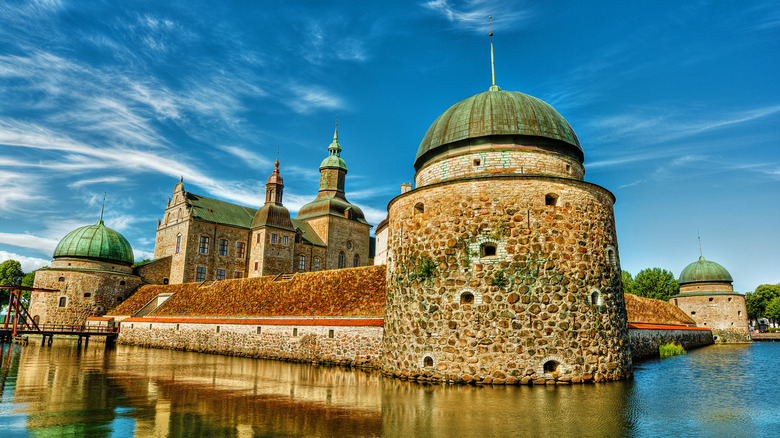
135,256,171,285
381,175,632,385
249,228,295,276
627,324,714,360
293,243,327,273
416,147,584,187
672,293,751,343
117,317,383,366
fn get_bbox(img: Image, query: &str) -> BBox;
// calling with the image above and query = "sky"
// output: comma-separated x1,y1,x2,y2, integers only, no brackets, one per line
0,0,778,293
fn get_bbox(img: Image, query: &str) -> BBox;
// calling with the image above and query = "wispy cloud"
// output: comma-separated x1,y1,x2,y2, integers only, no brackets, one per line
68,176,128,189
216,145,271,169
0,232,59,255
286,85,344,114
422,0,534,33
0,251,51,273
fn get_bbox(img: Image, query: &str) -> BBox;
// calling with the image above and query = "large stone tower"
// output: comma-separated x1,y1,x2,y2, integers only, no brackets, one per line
380,82,632,384
672,256,750,343
29,212,142,326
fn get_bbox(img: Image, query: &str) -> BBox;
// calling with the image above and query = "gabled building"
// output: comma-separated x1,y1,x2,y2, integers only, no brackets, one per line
151,128,372,284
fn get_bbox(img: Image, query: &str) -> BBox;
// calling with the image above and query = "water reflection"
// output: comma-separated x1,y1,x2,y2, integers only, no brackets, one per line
1,339,777,437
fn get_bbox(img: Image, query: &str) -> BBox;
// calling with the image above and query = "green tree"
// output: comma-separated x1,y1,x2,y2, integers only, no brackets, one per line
747,284,780,325
131,259,152,268
631,267,679,302
766,297,780,320
621,270,635,295
0,259,25,310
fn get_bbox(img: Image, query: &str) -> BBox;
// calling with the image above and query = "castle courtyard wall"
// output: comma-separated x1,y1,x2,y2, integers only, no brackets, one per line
117,317,383,366
627,323,714,360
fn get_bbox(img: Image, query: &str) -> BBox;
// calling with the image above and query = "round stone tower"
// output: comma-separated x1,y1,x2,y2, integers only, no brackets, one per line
29,213,142,326
380,84,632,384
671,256,750,343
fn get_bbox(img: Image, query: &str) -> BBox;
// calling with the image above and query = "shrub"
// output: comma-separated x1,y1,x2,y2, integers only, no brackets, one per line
659,342,686,357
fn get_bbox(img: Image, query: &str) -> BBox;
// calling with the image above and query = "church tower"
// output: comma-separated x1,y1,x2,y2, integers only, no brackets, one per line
297,126,372,270
249,159,295,276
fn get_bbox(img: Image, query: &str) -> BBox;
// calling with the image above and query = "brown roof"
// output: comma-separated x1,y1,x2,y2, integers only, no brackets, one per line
140,265,386,317
624,293,696,326
109,283,199,316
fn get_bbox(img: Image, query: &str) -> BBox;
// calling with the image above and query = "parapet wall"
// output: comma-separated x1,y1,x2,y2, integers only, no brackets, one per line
118,317,383,366
628,323,714,360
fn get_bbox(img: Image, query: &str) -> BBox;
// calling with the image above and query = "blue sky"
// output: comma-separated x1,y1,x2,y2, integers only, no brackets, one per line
0,0,778,292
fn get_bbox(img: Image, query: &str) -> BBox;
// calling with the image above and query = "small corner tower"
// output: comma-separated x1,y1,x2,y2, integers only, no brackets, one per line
29,205,141,326
672,254,751,343
250,159,295,276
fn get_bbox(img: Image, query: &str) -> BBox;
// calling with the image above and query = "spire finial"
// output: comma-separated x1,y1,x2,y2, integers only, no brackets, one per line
488,16,499,91
276,147,279,168
698,231,703,260
328,119,341,156
98,192,106,224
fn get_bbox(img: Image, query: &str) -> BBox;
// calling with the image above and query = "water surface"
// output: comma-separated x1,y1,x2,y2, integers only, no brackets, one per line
0,339,776,437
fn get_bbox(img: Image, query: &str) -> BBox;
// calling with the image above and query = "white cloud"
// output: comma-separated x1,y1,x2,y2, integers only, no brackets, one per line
217,145,271,169
0,251,51,273
422,0,533,33
0,232,59,254
68,176,128,188
286,85,343,114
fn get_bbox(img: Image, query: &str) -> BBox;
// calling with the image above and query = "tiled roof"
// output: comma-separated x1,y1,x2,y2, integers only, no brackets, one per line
291,219,325,247
148,265,385,317
186,193,256,229
624,293,696,326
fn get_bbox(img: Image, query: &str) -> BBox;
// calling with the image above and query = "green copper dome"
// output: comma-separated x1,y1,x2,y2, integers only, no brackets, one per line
320,155,347,170
415,88,582,170
678,256,733,285
53,219,135,265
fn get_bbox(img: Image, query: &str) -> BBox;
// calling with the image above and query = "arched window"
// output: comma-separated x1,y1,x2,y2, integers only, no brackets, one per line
58,276,65,282
543,360,559,373
607,247,617,267
414,202,424,215
545,193,558,206
423,356,434,368
176,234,182,253
298,255,306,271
481,243,497,257
353,254,360,268
338,252,345,269
460,292,475,304
58,297,67,308
590,290,604,307
33,315,40,325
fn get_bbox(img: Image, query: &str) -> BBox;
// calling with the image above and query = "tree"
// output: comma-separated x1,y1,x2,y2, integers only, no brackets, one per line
631,267,679,302
766,297,780,321
621,270,635,295
131,259,152,268
747,284,780,326
0,259,25,310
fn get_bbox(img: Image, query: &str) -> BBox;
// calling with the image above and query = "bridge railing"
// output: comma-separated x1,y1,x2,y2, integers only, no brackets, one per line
31,324,119,334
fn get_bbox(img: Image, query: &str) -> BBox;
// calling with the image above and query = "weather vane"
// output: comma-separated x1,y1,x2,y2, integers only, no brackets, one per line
99,192,107,222
489,16,497,89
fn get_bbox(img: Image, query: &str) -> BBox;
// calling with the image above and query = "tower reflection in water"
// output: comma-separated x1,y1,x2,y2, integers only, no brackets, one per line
3,339,630,437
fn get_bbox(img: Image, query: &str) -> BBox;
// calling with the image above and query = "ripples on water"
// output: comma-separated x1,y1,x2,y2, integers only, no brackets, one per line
0,339,777,437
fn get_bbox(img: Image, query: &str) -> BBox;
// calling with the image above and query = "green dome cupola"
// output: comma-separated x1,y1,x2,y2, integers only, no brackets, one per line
320,124,348,170
414,88,582,171
53,214,135,266
678,256,733,285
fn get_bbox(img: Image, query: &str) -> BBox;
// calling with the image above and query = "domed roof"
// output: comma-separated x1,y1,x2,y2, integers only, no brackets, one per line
53,219,135,265
679,256,733,284
320,125,347,170
414,88,582,170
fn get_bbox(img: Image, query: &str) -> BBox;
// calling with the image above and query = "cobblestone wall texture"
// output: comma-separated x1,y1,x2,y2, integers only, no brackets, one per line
673,294,751,343
381,175,632,385
118,320,382,366
628,328,714,360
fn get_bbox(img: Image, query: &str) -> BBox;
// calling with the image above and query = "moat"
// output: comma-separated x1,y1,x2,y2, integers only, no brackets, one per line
1,340,777,437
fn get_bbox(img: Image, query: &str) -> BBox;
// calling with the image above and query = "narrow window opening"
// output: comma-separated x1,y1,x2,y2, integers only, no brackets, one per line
293,328,298,336
175,234,181,253
728,297,732,302
163,278,169,285
257,327,262,334
328,329,334,338
460,292,474,304
199,236,209,254
738,311,742,316
353,254,360,268
590,290,604,307
473,158,481,166
254,261,259,271
119,280,125,286
565,164,571,173
219,239,228,256
607,248,616,266
58,297,67,307
691,311,696,315
256,233,262,244
674,299,678,306
481,243,497,257
338,252,345,269
116,297,123,303
709,297,714,302
414,202,424,215
83,293,91,298
298,255,306,271
545,193,558,206
543,360,560,373
150,324,153,329
58,277,65,282
216,326,220,333
314,257,321,272
176,324,180,331
423,356,434,367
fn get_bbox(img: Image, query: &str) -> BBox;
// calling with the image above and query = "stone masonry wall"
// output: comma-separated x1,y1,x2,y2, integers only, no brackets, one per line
673,293,751,343
381,175,632,385
135,256,171,285
323,216,372,270
416,147,584,187
628,327,714,360
118,318,383,366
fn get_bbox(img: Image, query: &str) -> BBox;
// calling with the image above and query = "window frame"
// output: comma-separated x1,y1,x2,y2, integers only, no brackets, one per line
175,234,182,253
219,239,228,256
236,241,246,258
216,269,225,281
199,236,209,254
196,266,207,282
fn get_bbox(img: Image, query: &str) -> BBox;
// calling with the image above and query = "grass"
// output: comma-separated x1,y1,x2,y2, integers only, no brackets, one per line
659,342,686,357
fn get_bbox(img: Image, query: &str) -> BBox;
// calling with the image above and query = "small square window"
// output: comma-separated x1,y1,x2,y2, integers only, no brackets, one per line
84,293,91,298
282,235,289,245
216,269,225,281
271,234,278,244
328,329,334,338
293,328,298,336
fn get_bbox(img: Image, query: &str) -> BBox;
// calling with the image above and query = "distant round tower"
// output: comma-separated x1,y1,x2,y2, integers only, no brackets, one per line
380,82,632,383
29,212,142,326
672,256,750,343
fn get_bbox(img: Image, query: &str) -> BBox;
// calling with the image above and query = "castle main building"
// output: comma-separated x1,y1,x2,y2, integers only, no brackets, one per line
380,82,633,383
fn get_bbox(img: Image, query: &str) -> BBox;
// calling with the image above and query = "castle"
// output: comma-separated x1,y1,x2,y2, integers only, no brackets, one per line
30,129,372,325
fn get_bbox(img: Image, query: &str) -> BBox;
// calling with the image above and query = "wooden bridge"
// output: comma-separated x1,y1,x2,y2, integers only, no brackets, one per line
1,285,118,345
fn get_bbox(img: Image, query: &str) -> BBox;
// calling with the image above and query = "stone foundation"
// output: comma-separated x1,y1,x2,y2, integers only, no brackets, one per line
627,324,714,360
117,317,383,367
